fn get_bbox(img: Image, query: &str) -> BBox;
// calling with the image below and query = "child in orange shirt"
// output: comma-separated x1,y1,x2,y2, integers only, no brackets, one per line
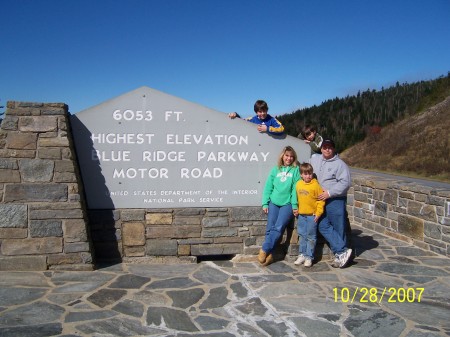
293,163,325,267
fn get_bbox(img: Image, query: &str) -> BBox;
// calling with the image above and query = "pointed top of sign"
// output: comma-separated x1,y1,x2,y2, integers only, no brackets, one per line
70,86,310,208
75,86,222,119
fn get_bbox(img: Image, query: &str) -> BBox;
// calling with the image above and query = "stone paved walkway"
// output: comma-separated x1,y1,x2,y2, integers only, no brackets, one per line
0,225,449,337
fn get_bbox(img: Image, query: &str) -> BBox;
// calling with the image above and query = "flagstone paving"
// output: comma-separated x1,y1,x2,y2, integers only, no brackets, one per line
0,225,449,337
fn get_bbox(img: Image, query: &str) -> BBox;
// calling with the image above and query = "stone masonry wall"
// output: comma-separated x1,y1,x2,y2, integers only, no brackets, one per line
1,101,449,271
347,175,450,256
89,178,450,263
88,207,289,263
0,102,93,271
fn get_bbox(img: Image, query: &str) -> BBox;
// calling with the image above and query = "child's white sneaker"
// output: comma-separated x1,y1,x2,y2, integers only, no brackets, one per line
304,259,312,268
294,254,306,265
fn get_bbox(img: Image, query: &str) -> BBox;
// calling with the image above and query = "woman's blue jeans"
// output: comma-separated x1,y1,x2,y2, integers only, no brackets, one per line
318,197,347,255
297,215,317,260
262,202,293,254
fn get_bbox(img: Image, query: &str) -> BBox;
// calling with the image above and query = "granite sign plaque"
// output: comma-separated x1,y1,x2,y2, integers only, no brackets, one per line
71,87,310,209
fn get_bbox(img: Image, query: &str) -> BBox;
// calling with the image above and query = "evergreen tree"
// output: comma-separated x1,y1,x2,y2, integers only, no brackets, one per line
278,73,450,152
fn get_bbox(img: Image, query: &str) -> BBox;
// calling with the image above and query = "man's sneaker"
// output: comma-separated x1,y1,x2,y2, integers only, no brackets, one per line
331,254,340,268
304,258,312,268
337,248,353,268
294,254,306,266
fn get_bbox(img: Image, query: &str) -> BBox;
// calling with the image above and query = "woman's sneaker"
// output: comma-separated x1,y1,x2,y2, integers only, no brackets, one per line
262,253,273,267
294,254,306,265
304,258,313,268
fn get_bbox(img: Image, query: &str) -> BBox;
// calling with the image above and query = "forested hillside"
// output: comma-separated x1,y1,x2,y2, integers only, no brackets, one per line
278,73,450,153
340,95,450,181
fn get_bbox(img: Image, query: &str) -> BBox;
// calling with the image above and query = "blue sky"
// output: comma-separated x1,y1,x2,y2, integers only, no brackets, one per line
1,0,449,118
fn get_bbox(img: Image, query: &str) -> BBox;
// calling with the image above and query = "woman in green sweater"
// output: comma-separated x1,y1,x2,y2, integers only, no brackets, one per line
258,146,300,266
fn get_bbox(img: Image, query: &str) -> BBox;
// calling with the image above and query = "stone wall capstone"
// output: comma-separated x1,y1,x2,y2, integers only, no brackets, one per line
0,101,94,271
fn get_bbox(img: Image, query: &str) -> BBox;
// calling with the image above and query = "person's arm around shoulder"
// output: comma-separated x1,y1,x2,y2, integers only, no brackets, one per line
309,153,320,168
314,180,326,222
293,179,302,217
290,166,301,214
262,167,276,214
309,155,328,200
328,159,351,197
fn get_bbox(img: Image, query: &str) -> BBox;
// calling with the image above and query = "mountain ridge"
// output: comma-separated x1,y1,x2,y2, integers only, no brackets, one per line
340,95,450,182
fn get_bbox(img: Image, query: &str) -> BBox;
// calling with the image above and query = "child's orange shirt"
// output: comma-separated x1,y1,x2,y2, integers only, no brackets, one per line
295,178,325,217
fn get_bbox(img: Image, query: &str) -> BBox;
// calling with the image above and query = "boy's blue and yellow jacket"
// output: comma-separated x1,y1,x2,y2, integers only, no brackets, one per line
244,114,285,136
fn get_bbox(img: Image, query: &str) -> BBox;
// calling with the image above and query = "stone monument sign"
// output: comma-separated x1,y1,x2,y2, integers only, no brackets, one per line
71,87,309,208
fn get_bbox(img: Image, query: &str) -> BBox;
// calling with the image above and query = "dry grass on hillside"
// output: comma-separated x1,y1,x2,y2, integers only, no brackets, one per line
341,96,450,182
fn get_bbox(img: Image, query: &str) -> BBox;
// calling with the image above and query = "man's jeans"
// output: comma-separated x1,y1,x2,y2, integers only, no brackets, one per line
262,202,293,254
318,197,347,255
297,215,317,260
